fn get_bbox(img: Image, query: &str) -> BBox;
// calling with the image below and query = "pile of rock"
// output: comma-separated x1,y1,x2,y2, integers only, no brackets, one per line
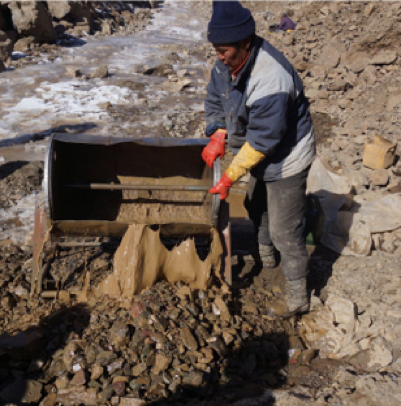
0,161,43,210
0,261,337,405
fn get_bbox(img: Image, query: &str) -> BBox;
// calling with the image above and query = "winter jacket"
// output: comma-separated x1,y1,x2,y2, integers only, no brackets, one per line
279,16,296,31
204,35,315,181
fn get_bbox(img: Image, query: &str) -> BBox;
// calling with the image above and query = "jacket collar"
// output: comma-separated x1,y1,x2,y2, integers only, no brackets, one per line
215,35,263,87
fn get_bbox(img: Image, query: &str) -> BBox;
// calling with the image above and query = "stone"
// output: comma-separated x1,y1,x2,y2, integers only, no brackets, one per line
162,78,191,92
109,321,129,348
294,61,311,72
213,296,230,321
131,362,147,376
369,169,389,186
90,364,103,380
370,50,398,65
66,67,80,78
387,94,401,111
130,302,144,318
13,36,35,52
119,398,145,406
47,0,91,22
57,387,97,406
317,44,341,68
177,68,187,78
1,379,43,404
39,392,57,406
8,1,56,43
152,354,172,374
381,232,397,253
112,380,126,397
55,375,69,390
70,369,86,386
363,136,397,170
91,65,109,79
0,30,13,64
182,370,204,387
367,338,393,370
96,351,117,366
180,327,198,351
329,81,347,91
365,4,375,17
101,20,113,35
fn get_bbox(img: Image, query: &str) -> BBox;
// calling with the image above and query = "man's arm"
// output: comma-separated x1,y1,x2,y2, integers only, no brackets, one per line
247,92,289,155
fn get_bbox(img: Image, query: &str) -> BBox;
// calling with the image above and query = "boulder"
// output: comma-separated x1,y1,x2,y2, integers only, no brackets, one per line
0,379,43,404
8,1,56,43
47,0,91,22
369,169,389,186
316,43,341,68
387,94,401,111
0,30,13,64
13,35,34,52
370,50,398,65
91,65,109,79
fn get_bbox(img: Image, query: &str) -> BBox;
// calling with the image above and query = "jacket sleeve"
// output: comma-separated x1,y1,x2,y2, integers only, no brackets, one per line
204,65,226,136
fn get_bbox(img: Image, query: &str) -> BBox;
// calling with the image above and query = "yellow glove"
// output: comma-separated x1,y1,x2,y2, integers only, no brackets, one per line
225,142,265,183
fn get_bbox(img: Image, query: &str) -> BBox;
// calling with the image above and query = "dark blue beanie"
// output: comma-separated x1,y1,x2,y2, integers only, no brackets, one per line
207,1,255,44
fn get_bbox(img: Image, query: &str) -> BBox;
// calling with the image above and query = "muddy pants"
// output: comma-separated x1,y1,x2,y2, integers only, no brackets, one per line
244,167,310,281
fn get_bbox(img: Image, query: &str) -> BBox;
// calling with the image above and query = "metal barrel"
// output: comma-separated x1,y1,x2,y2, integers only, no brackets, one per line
44,134,220,237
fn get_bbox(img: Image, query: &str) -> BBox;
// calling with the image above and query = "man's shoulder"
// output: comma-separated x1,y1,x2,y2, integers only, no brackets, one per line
255,36,297,78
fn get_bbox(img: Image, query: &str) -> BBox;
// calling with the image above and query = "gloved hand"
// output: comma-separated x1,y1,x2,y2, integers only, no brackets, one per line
202,129,227,169
209,173,233,200
210,142,266,200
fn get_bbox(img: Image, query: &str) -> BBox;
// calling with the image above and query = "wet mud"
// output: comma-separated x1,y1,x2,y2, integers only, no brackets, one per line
98,224,223,297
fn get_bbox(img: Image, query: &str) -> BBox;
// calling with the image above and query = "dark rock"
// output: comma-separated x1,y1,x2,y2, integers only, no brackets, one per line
0,379,43,404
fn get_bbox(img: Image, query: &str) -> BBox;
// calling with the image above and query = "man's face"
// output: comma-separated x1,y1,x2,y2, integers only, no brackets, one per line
213,39,250,71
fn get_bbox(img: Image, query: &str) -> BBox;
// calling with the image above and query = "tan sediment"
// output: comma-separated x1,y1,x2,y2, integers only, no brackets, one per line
97,224,222,298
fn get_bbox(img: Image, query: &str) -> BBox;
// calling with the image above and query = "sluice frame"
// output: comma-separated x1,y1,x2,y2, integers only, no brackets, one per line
31,134,231,299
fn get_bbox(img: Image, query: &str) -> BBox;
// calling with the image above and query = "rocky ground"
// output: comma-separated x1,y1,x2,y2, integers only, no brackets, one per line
0,1,157,71
0,1,401,406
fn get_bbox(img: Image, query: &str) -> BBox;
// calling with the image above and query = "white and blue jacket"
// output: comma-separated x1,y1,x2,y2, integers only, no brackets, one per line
205,35,315,180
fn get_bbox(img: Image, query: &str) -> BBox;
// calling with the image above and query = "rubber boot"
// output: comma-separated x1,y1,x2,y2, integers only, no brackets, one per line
258,244,276,268
265,277,309,318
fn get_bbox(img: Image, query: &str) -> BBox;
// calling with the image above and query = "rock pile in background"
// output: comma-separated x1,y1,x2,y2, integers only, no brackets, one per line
0,1,157,70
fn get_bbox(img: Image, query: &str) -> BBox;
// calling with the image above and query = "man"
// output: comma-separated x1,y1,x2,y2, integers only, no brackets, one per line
202,1,315,317
278,13,296,31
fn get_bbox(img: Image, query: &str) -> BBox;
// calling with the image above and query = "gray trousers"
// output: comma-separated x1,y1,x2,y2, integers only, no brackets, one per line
244,167,310,281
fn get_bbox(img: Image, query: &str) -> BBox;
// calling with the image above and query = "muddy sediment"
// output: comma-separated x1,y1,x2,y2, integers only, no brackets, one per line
98,224,222,297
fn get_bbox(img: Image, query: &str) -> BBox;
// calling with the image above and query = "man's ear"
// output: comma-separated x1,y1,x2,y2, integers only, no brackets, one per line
243,37,252,51
240,37,251,51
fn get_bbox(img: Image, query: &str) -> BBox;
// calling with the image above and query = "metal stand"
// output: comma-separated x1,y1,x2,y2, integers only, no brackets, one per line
218,200,232,286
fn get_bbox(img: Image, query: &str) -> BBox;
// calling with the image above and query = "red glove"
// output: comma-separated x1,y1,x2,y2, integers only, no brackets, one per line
201,129,227,169
209,173,233,200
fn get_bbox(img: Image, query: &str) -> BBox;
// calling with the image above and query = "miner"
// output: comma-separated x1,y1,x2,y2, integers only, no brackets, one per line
202,1,315,317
